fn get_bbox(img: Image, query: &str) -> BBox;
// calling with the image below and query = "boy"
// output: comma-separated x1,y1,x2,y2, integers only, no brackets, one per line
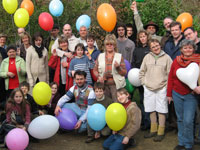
86,82,113,143
103,88,141,150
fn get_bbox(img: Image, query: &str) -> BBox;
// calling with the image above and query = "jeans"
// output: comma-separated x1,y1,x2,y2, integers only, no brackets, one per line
172,90,197,148
103,134,125,150
63,103,87,133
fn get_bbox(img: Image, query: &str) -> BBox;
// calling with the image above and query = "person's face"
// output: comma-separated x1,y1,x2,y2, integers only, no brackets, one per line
150,42,161,55
22,35,29,45
126,27,133,37
7,49,16,58
117,27,125,38
74,75,86,87
0,37,6,47
146,25,156,35
51,29,59,38
35,37,42,47
63,25,72,38
139,32,148,46
20,86,29,96
117,92,129,104
14,91,23,104
51,84,58,95
170,25,182,40
79,26,87,39
59,41,68,51
163,18,173,31
95,88,104,99
184,29,198,41
105,42,115,53
86,38,94,49
18,28,25,37
181,45,194,57
76,46,84,57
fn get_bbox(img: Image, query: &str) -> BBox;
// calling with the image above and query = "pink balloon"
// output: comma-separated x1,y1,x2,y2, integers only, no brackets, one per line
38,12,54,31
6,128,29,150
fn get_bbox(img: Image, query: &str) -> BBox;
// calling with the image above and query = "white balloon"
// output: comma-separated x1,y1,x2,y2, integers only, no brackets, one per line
128,68,141,87
176,62,199,90
28,115,59,139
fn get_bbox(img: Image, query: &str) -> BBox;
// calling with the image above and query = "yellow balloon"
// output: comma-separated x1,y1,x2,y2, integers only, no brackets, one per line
105,103,127,131
14,8,29,28
2,0,18,14
32,82,52,106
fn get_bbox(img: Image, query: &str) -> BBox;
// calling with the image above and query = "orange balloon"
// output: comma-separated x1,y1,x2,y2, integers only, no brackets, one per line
97,3,117,32
176,12,193,32
21,0,34,16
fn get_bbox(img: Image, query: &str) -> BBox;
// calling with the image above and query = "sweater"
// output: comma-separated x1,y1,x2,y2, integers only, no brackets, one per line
92,96,113,108
85,46,101,61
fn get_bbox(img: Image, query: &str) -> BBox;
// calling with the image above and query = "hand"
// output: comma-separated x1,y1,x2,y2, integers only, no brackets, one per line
52,49,57,56
39,110,44,115
62,62,68,68
98,76,104,83
114,61,120,68
64,52,73,59
54,106,62,116
71,71,75,77
112,131,117,134
85,51,92,60
95,131,101,139
122,136,129,144
131,1,137,13
194,86,200,94
7,72,15,78
167,97,173,104
74,120,82,129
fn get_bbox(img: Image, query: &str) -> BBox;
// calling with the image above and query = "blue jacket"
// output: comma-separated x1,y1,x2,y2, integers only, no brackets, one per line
85,46,101,61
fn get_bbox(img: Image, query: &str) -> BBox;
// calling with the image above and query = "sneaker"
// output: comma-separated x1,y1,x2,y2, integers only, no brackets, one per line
153,135,164,142
174,145,185,150
144,132,157,138
85,136,94,143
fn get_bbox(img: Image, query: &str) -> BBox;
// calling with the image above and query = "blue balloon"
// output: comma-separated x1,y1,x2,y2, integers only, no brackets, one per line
49,0,64,17
87,104,106,131
76,15,91,31
124,59,131,78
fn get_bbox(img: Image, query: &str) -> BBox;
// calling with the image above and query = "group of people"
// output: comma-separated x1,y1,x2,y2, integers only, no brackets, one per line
0,1,200,150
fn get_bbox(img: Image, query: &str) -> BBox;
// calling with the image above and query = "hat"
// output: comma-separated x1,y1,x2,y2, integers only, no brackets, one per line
144,21,159,32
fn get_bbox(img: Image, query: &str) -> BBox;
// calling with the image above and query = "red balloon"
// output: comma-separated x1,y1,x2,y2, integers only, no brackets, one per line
38,12,54,31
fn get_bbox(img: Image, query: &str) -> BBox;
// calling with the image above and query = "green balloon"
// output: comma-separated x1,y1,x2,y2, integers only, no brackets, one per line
125,79,134,93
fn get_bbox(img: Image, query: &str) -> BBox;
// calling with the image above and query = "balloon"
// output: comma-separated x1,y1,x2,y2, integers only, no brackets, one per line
125,79,134,94
32,82,52,105
105,103,127,131
124,59,131,78
97,3,117,32
38,12,54,31
20,0,34,16
128,68,141,87
176,12,193,32
76,15,91,31
87,104,106,131
56,108,78,130
176,62,199,90
49,0,64,17
28,115,59,139
6,128,29,150
14,8,29,28
2,0,18,14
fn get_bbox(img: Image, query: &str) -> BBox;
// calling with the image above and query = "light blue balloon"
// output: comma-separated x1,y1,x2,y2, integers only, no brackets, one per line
87,104,106,131
76,14,91,31
49,0,64,17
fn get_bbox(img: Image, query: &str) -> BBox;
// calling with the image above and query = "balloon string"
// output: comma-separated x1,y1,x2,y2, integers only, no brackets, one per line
56,17,60,27
11,14,17,43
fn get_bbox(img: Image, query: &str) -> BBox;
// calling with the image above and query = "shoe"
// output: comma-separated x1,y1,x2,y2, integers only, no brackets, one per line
85,136,94,143
174,145,185,150
194,138,200,145
144,132,157,138
141,125,150,131
153,135,164,142
128,138,136,147
185,148,193,150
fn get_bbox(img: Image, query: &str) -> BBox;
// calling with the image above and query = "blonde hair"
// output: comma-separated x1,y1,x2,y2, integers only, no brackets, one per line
21,32,31,44
104,34,118,52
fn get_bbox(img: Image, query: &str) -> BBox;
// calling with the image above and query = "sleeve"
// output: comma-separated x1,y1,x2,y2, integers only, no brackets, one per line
68,59,75,76
26,50,34,87
131,50,137,68
166,56,173,75
25,103,31,125
6,103,12,124
116,57,127,76
0,60,8,78
19,58,26,75
139,56,147,85
48,55,58,69
167,60,175,97
44,49,49,83
134,12,144,32
51,39,65,57
132,14,138,42
88,58,95,69
93,57,99,78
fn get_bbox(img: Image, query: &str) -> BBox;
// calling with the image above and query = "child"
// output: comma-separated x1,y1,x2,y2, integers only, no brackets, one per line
48,36,73,96
103,88,141,150
69,43,95,85
86,82,113,143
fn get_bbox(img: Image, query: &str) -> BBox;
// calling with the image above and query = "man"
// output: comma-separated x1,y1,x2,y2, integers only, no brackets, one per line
116,23,135,63
131,1,162,41
164,21,184,60
184,27,200,53
0,34,7,49
55,70,95,133
126,23,137,43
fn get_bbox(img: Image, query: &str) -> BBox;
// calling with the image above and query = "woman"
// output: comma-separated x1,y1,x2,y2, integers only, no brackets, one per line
0,45,26,98
167,39,200,150
93,34,127,102
26,32,49,93
139,39,172,142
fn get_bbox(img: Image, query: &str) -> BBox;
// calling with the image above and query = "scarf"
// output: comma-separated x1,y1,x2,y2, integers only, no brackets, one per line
176,54,200,67
34,45,44,58
122,100,131,109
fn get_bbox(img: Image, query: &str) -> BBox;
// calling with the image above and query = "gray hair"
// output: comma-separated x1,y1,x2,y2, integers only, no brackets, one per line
179,39,197,51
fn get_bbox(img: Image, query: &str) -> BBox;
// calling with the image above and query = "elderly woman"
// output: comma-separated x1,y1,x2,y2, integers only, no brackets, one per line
167,39,200,150
0,45,26,98
139,39,172,142
93,34,127,102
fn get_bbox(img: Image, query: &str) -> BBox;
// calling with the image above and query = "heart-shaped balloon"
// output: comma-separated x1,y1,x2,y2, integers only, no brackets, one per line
176,62,199,90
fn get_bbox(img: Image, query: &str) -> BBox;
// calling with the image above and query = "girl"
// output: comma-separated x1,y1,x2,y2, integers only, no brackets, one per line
69,43,94,85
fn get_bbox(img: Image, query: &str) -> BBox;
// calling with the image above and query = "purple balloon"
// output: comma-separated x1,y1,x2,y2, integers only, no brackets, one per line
124,59,131,78
56,108,78,130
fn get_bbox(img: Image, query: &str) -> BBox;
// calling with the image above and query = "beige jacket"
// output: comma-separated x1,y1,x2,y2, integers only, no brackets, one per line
139,51,172,91
26,45,49,87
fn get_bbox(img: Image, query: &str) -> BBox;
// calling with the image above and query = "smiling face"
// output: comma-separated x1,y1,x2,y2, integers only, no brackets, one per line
139,32,148,46
163,18,173,31
63,24,72,38
34,36,42,47
146,25,156,35
79,26,87,39
14,91,23,104
184,28,198,42
74,74,86,87
181,44,194,57
117,27,126,38
95,88,104,99
51,84,58,95
150,41,161,55
170,25,182,40
20,86,29,96
7,49,16,58
117,92,129,104
76,46,84,57
59,41,68,51
22,35,30,45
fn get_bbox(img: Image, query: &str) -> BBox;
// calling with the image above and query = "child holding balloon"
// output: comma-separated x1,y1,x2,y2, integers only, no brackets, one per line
103,88,141,150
